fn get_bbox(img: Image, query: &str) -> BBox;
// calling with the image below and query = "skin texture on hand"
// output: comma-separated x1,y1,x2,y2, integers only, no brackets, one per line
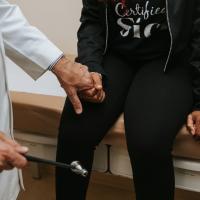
0,132,28,171
52,56,94,114
187,111,200,139
78,72,106,103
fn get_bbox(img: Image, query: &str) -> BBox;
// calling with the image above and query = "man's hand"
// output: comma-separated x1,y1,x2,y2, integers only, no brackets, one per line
52,56,93,114
79,72,105,103
187,111,200,139
0,132,28,171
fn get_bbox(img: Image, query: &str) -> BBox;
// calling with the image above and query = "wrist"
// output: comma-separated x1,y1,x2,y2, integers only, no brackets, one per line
52,56,72,76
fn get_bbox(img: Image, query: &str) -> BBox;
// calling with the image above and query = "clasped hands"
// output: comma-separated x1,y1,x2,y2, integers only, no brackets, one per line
78,72,105,104
52,56,105,114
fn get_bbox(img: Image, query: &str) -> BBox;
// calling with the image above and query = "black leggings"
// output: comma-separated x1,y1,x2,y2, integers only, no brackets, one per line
56,53,194,200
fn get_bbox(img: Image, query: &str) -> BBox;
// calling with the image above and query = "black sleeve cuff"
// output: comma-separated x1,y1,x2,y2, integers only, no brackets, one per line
192,103,200,111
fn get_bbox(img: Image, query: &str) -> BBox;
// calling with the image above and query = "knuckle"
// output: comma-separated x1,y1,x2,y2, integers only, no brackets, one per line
93,96,98,101
68,89,76,97
72,99,80,107
69,93,77,99
15,160,25,169
89,91,94,96
2,146,11,155
20,160,27,168
82,65,88,70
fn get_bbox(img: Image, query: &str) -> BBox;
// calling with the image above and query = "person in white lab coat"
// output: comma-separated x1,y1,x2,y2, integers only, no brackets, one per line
0,0,93,199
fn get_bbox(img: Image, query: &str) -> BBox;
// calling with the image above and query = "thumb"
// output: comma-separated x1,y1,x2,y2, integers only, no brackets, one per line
91,73,102,90
15,146,29,154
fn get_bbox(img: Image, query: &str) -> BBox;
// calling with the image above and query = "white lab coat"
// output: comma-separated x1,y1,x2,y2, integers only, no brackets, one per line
0,1,63,199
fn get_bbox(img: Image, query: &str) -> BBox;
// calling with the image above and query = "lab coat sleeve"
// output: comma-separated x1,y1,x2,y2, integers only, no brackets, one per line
0,0,63,80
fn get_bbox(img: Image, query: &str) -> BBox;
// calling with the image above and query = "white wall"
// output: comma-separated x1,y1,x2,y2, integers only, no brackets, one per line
7,0,82,96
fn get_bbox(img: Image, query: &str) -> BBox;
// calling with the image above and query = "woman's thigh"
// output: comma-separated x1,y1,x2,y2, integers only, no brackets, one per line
124,58,194,155
58,53,137,147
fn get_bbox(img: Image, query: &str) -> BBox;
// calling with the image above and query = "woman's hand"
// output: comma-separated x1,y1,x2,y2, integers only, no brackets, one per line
187,111,200,139
79,72,106,103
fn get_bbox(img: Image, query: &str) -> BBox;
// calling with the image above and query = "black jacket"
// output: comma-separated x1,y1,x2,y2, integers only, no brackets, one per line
76,0,200,110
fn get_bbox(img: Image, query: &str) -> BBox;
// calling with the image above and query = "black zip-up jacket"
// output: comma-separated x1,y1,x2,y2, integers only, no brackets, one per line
76,0,200,110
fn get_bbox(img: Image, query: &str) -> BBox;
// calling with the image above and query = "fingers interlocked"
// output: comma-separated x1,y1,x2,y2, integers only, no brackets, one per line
79,72,106,103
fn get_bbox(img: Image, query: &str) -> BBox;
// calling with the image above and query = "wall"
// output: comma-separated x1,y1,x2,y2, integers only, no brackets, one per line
7,0,82,96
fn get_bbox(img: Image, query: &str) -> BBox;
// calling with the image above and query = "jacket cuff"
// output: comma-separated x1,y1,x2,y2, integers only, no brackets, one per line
75,57,107,74
192,103,200,111
87,62,108,87
48,53,64,71
75,58,108,86
86,62,106,75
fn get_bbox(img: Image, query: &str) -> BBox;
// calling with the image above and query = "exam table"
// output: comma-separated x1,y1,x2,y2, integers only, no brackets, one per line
11,91,200,192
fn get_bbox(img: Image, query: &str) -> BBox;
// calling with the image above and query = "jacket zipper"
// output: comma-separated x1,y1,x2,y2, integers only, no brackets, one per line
164,0,173,72
103,3,108,55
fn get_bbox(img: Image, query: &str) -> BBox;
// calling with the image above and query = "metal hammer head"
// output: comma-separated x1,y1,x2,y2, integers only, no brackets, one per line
70,161,88,177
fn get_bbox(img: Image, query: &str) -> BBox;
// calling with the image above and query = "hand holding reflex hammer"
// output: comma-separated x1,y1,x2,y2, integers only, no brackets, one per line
0,132,28,171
